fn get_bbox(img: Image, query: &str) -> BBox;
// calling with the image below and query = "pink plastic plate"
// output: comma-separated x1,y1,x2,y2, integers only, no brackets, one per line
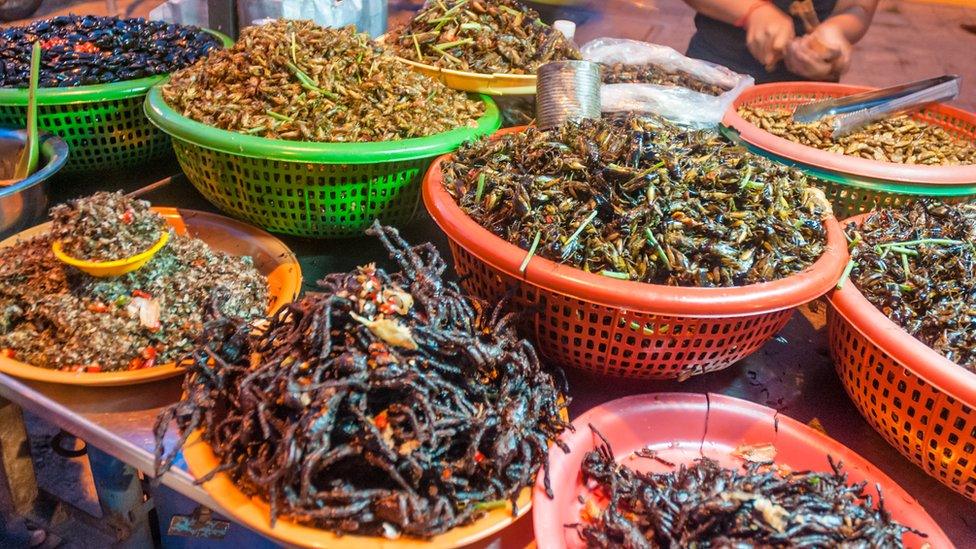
533,393,949,548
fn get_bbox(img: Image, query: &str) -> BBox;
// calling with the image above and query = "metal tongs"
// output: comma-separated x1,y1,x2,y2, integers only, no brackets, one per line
792,75,961,138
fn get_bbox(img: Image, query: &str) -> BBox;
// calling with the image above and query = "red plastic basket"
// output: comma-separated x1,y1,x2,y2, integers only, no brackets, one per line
828,213,976,501
533,393,949,548
422,137,849,380
723,83,976,218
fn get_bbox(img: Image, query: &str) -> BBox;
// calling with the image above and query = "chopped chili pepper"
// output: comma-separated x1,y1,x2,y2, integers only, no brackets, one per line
121,209,135,224
474,451,486,463
39,37,66,49
1,348,16,359
85,364,102,373
379,299,398,315
141,346,158,368
441,468,452,480
580,497,606,523
87,302,110,313
374,410,389,430
73,42,99,54
132,290,152,299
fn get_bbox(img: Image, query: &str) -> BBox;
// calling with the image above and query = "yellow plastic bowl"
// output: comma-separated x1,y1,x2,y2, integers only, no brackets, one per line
52,230,171,278
395,57,538,95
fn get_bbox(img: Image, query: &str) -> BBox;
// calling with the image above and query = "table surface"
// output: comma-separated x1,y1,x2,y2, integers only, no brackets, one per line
0,164,974,547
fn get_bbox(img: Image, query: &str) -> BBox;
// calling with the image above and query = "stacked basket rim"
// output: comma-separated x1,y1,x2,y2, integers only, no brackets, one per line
722,82,976,188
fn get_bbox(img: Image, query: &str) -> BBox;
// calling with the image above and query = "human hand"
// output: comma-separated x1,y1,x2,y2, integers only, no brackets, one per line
785,23,853,80
745,3,796,71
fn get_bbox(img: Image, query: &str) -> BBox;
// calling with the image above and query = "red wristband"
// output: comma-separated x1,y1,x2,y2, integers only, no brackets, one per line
735,0,771,28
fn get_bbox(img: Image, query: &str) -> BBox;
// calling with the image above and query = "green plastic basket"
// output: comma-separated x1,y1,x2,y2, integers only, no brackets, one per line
144,86,501,238
724,134,976,219
0,31,232,174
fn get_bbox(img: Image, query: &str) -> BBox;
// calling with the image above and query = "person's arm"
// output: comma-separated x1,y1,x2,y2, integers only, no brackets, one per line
785,0,879,80
683,0,771,25
683,0,795,71
821,0,878,43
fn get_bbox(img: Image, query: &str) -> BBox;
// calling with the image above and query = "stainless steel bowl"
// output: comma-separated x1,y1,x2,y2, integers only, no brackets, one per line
0,130,68,239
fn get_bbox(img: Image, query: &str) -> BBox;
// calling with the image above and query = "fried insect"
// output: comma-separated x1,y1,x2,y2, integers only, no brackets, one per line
575,427,924,547
51,191,165,261
0,195,266,372
601,62,727,96
845,201,976,371
443,115,829,287
739,106,976,165
389,0,580,74
154,222,570,539
163,20,484,142
0,15,219,87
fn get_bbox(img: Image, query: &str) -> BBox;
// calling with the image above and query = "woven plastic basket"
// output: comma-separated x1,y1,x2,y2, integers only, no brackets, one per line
828,213,976,501
145,87,500,238
722,83,976,219
0,31,232,174
423,138,849,380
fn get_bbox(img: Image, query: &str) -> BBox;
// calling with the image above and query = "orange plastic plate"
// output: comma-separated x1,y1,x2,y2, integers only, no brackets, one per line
182,428,533,549
533,393,950,549
0,207,301,387
182,400,568,548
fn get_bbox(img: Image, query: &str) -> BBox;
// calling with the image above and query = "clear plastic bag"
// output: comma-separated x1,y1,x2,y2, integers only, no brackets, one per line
238,0,389,37
149,0,209,27
580,37,753,129
151,0,389,37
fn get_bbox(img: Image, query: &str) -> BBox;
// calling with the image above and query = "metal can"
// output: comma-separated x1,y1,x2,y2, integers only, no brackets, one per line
536,60,601,129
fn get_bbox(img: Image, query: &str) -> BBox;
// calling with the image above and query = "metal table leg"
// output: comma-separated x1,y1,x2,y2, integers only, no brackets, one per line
87,446,156,548
207,0,239,39
0,397,37,521
0,397,44,546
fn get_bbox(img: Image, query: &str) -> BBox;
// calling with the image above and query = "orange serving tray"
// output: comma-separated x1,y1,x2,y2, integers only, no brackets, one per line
182,430,532,549
0,207,301,387
181,400,567,548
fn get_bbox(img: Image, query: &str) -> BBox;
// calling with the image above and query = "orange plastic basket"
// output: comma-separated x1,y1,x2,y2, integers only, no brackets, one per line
722,83,976,218
828,213,976,501
423,133,849,380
